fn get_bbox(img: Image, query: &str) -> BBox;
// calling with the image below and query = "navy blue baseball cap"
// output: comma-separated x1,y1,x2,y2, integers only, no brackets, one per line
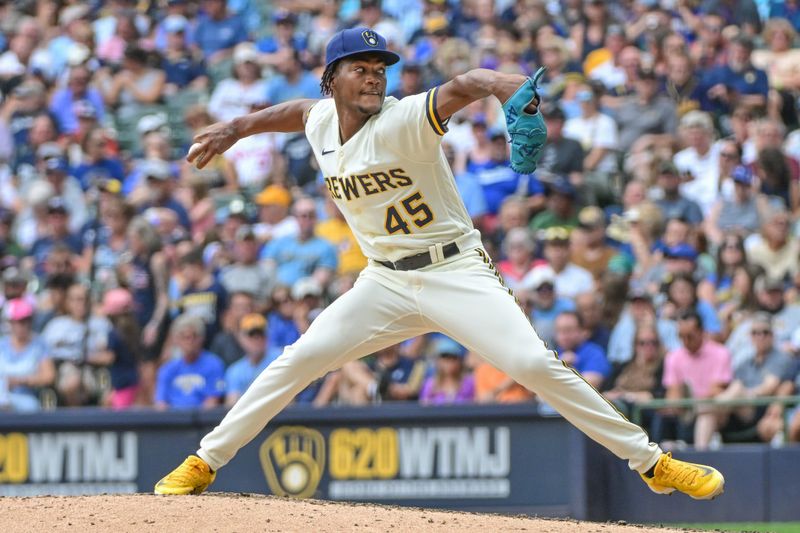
325,27,400,67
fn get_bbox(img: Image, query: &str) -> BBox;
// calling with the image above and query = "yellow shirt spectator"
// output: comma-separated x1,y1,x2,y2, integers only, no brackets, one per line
316,212,367,276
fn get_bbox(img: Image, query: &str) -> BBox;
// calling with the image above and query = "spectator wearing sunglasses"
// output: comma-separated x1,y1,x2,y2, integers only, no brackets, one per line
707,313,791,444
604,323,665,438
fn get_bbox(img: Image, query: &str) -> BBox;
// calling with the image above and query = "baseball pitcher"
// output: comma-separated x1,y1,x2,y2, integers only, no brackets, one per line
155,28,724,501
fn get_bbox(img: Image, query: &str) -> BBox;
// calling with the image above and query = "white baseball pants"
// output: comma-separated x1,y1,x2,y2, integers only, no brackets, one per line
198,249,662,473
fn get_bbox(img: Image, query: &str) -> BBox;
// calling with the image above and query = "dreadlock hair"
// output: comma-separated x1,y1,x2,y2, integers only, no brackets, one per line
320,60,340,96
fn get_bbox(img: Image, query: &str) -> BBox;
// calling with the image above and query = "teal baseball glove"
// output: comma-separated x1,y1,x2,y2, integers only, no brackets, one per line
502,67,547,175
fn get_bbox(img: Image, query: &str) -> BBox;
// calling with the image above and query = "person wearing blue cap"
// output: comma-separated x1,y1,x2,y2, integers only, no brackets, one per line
467,126,545,216
161,27,725,501
705,164,769,247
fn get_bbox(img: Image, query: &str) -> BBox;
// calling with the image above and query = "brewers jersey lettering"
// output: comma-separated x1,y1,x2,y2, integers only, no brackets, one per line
305,88,482,262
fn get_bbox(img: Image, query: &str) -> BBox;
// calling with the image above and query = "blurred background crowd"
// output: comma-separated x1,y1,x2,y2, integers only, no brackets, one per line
1,0,800,452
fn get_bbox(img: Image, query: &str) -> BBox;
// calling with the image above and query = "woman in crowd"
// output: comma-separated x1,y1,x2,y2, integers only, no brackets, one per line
118,216,169,405
96,13,143,66
0,299,55,412
83,198,135,295
661,273,722,336
496,227,537,292
698,233,749,308
419,340,475,405
604,323,665,438
717,264,763,341
570,0,610,61
88,289,141,410
755,147,798,213
208,42,267,123
99,46,165,113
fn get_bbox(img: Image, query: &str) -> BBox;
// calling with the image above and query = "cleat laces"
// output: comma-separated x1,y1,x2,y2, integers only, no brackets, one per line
658,453,702,490
161,460,207,486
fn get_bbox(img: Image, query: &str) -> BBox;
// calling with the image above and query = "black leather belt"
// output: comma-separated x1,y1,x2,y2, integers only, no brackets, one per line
377,242,460,271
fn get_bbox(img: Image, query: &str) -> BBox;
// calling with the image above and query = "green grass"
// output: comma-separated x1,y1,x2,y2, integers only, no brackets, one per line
674,523,800,533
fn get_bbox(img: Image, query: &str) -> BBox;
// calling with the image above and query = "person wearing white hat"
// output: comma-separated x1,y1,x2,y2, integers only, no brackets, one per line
208,42,267,122
520,264,574,348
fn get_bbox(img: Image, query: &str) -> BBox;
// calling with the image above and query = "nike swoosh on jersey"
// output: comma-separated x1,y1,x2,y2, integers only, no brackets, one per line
321,148,335,155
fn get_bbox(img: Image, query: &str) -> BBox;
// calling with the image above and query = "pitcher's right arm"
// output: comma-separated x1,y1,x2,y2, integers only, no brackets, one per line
188,98,319,169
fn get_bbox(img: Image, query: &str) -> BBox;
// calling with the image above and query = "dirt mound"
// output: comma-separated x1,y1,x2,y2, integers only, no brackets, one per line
0,493,694,532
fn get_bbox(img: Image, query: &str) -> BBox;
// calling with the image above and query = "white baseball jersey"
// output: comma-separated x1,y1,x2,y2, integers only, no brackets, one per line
305,87,482,263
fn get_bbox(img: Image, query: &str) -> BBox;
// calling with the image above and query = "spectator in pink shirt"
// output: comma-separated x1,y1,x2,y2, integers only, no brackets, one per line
662,310,733,450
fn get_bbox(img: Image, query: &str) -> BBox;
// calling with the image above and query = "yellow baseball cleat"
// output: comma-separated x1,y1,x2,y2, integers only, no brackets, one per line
640,452,725,500
154,455,216,495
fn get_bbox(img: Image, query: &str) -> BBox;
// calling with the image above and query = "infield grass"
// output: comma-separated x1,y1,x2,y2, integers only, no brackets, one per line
673,523,800,533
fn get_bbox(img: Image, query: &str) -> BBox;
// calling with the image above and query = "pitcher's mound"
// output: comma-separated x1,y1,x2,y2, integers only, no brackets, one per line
0,493,692,532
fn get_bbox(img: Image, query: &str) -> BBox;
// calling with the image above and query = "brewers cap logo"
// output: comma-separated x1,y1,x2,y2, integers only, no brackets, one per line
260,426,325,499
362,30,379,47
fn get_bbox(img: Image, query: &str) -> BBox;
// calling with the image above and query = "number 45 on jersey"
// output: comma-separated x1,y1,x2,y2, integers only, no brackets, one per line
385,192,434,235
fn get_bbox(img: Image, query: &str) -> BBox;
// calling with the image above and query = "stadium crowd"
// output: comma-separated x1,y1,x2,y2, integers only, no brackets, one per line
0,0,800,451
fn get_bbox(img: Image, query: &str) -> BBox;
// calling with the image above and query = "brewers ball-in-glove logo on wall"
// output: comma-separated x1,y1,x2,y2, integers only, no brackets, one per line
362,30,379,47
259,427,325,498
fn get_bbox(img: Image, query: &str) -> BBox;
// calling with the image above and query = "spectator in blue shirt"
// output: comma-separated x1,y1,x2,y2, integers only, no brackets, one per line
193,0,247,64
135,159,192,229
769,1,800,32
266,285,300,356
72,128,125,191
161,14,208,94
155,314,225,410
443,141,487,226
257,10,307,56
261,197,338,289
701,35,768,115
264,49,321,105
575,292,612,351
608,287,681,366
0,299,55,412
153,4,196,52
49,65,105,135
467,128,544,215
522,265,576,348
554,311,611,389
27,198,83,279
224,313,270,407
